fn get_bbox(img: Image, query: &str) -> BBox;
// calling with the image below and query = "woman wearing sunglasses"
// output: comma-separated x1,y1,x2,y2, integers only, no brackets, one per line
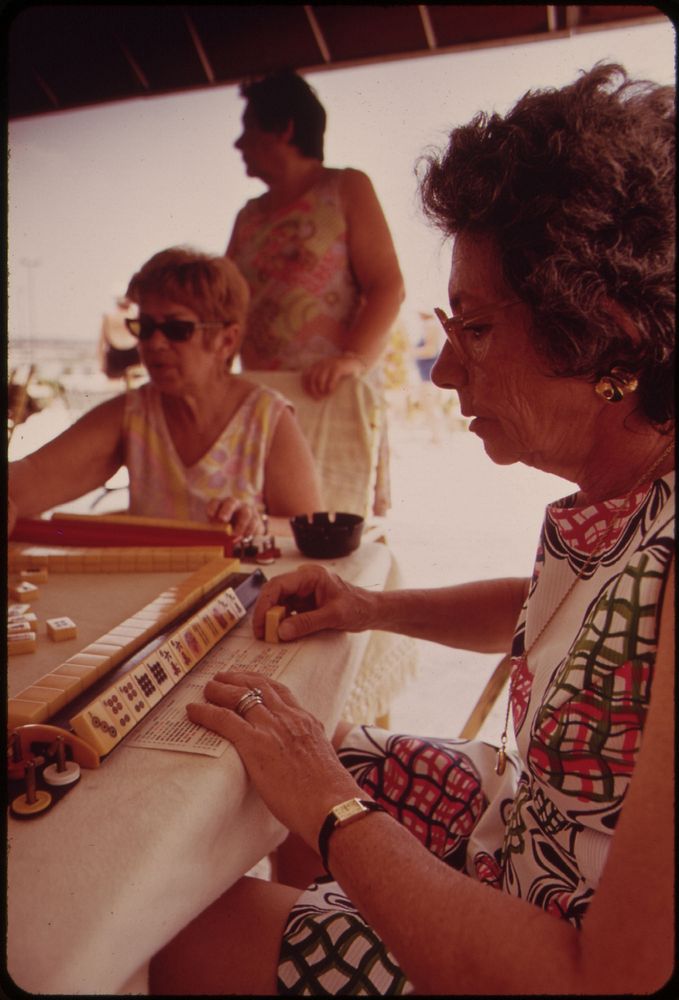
8,247,321,538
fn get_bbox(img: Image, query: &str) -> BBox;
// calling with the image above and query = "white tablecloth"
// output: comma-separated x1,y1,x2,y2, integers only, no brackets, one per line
7,540,406,994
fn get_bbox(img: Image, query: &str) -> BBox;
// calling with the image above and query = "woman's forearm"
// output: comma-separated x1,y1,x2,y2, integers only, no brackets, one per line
345,278,405,369
323,810,579,995
8,396,126,523
365,578,529,653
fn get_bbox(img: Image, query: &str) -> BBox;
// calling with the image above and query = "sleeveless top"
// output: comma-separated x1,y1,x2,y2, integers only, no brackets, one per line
466,471,675,926
228,168,362,371
122,381,289,522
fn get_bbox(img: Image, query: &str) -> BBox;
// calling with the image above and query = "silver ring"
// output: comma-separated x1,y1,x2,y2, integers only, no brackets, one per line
235,692,262,717
234,688,264,718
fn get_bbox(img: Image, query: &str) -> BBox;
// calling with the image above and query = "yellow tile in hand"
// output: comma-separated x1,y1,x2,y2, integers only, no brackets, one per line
265,605,287,643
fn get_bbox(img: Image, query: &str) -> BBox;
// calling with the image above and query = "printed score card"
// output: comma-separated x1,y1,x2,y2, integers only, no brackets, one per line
125,616,300,758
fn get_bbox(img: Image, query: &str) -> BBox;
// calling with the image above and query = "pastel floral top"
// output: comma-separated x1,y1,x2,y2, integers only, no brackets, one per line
122,381,289,522
228,168,361,371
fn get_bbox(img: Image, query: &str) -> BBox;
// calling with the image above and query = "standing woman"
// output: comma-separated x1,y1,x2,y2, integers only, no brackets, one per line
226,69,404,513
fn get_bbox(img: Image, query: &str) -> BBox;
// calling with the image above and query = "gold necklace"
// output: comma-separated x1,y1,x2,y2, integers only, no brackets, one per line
495,439,675,776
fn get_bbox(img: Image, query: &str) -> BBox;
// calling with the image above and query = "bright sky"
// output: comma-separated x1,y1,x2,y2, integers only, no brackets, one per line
7,16,676,346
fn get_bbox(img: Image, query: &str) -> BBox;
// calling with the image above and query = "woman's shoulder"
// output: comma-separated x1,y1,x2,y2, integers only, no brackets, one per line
235,192,269,222
543,470,675,567
334,166,373,192
332,168,381,215
310,166,366,195
319,165,367,189
124,380,154,406
231,376,292,414
548,469,675,519
122,381,162,424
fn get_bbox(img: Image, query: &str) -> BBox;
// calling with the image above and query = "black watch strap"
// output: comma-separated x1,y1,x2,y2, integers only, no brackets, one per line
318,797,385,873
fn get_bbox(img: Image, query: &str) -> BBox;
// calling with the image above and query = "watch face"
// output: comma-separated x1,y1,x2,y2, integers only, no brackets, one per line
334,799,365,824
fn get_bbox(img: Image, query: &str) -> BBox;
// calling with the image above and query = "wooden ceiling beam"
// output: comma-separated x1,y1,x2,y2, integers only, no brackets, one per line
32,70,60,110
566,5,582,29
184,10,216,85
305,5,332,64
118,38,151,92
418,5,438,50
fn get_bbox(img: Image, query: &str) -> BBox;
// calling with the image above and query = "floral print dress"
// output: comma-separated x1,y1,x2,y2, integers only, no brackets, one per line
228,168,361,372
277,472,675,995
229,166,392,516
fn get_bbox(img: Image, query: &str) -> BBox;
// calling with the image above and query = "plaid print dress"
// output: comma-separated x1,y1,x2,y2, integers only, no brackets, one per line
277,472,675,995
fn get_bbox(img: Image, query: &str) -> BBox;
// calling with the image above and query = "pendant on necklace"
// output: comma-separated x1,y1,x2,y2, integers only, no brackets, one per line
494,659,517,777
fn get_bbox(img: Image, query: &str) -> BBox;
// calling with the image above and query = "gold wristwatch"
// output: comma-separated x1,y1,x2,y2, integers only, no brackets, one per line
318,797,384,872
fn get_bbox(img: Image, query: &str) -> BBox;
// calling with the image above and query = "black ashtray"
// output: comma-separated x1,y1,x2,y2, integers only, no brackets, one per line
290,512,364,559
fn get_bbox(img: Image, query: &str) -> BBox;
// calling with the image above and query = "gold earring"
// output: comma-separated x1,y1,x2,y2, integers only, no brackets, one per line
595,367,639,403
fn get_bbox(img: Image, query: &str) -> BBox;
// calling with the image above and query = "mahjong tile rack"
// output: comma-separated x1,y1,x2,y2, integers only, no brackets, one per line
7,557,267,819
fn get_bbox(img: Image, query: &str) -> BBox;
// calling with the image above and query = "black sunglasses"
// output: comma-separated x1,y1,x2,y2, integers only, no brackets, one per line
125,315,223,342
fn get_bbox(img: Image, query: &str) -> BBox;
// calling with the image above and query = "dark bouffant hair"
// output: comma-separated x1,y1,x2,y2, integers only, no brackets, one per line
419,63,675,427
240,69,326,161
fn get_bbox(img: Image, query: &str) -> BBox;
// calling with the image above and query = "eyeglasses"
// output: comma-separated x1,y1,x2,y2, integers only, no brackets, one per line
125,315,224,343
433,299,521,364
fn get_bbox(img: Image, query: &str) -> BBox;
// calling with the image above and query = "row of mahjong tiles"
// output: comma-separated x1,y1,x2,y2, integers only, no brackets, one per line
7,553,242,739
7,581,251,820
7,548,227,655
53,585,247,757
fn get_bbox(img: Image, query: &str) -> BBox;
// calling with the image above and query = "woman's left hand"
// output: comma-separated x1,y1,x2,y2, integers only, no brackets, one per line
186,670,362,847
302,355,364,399
206,498,265,539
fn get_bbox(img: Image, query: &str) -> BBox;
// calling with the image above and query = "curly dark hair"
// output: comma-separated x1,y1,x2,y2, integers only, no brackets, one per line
240,69,326,161
419,63,675,427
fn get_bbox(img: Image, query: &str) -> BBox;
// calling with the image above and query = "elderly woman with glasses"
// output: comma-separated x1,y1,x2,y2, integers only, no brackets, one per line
150,65,674,995
8,247,321,538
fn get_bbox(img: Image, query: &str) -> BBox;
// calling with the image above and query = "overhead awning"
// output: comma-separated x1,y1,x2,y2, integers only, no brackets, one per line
7,3,668,120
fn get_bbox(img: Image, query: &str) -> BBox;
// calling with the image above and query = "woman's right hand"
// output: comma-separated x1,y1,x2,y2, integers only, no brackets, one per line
302,355,363,399
251,565,376,641
205,497,265,540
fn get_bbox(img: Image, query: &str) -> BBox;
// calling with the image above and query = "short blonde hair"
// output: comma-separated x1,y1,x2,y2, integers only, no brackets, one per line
126,247,250,345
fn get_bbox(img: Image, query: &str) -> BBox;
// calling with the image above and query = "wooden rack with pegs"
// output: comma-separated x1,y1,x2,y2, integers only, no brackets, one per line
7,567,267,818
